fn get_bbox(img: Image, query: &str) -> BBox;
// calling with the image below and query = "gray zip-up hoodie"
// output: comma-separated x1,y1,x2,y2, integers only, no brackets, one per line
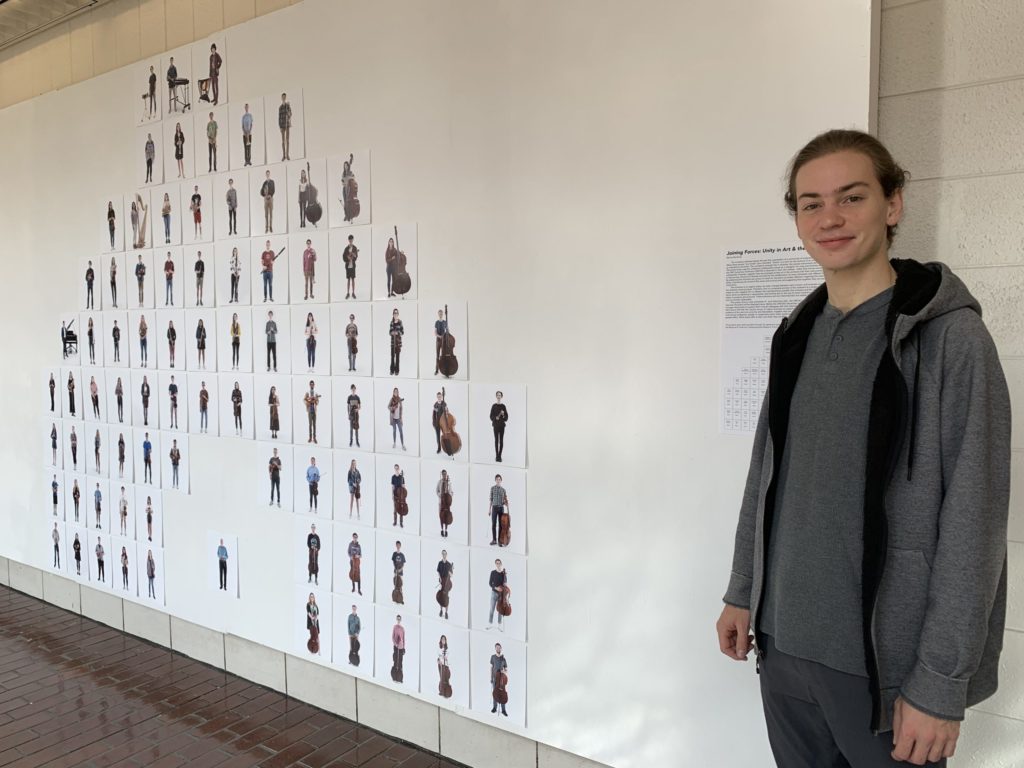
723,258,1010,732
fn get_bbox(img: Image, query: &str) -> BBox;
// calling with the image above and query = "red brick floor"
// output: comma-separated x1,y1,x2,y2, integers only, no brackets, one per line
0,585,468,768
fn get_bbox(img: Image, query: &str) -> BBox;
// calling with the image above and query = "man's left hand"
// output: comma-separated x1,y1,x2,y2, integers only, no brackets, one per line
891,696,960,765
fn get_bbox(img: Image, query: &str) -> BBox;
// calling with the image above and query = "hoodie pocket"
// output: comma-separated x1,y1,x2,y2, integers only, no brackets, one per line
875,548,931,689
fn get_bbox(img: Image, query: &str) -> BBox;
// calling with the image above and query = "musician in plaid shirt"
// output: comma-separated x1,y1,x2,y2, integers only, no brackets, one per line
489,475,509,546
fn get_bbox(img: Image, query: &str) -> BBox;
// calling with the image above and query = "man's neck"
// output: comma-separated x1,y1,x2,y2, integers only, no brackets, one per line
823,251,896,314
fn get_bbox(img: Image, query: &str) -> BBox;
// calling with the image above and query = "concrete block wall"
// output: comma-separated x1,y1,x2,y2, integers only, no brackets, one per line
879,0,1024,763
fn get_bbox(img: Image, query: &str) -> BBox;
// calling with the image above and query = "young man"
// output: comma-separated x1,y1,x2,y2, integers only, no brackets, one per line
488,559,507,631
217,538,228,590
490,391,508,462
716,130,1010,768
490,643,508,716
85,260,95,308
241,103,253,166
306,457,320,513
489,475,509,547
306,523,320,584
343,234,358,298
347,532,362,594
279,93,292,161
347,605,361,664
198,381,209,433
347,384,361,447
302,239,316,300
208,44,222,105
194,251,205,305
265,311,278,371
268,447,282,507
345,314,358,372
261,171,275,234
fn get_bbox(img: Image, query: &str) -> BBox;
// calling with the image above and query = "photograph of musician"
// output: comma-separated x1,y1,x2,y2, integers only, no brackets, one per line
136,254,147,307
173,122,185,177
67,371,76,415
217,538,229,590
343,234,358,298
118,486,128,534
488,559,508,631
89,375,99,417
145,132,155,183
391,540,406,602
142,431,153,483
95,536,105,582
117,431,125,477
261,240,275,301
229,312,241,370
147,65,157,117
50,423,58,465
489,474,510,547
163,252,175,306
268,446,282,506
261,170,275,233
347,459,362,518
195,318,207,368
69,425,77,469
167,375,179,428
431,392,449,454
190,185,202,238
298,170,311,229
85,261,95,309
434,309,448,375
305,593,320,654
107,201,117,250
389,309,404,375
229,246,241,302
120,545,129,589
303,380,320,443
388,388,405,450
73,533,81,575
161,192,172,244
93,482,102,529
268,385,280,438
438,635,451,697
51,474,59,515
347,532,362,593
111,320,121,363
304,312,318,371
208,44,222,104
72,478,80,521
348,605,361,665
390,465,408,528
306,456,321,513
345,314,358,372
166,320,177,367
231,381,243,435
49,373,56,412
306,523,320,584
61,321,71,360
140,374,150,425
437,550,454,619
169,439,181,488
87,318,96,364
166,57,178,111
194,251,205,305
346,385,361,447
241,103,253,166
384,237,397,297
198,381,209,433
93,428,102,474
130,200,139,247
341,154,358,223
263,310,278,371
302,239,316,298
278,93,292,161
206,112,218,173
391,615,405,682
437,469,453,538
226,178,238,235
146,549,156,597
490,643,509,715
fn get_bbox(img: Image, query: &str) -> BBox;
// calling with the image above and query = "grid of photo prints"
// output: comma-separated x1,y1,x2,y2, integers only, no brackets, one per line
41,36,528,727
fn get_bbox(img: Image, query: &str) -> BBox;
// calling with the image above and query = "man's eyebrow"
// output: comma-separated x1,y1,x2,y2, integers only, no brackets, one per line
797,181,869,200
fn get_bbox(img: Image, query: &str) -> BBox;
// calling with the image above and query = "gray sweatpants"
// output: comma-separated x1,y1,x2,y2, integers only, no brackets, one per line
758,635,947,768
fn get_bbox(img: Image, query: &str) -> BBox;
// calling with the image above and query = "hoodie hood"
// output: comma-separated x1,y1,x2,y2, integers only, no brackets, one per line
886,258,982,348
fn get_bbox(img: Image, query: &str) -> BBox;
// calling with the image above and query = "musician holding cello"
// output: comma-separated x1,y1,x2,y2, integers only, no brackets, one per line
490,643,509,716
436,550,453,619
434,309,447,375
488,475,510,547
487,558,508,632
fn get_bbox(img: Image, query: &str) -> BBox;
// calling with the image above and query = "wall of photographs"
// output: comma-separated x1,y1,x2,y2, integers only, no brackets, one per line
42,32,529,728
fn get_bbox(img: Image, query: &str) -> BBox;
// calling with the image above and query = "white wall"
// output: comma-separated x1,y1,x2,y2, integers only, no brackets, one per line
0,1,876,766
879,0,1024,762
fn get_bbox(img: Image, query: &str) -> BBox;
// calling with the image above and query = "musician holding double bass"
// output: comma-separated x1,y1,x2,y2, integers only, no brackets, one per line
434,309,447,375
436,550,454,620
437,469,453,538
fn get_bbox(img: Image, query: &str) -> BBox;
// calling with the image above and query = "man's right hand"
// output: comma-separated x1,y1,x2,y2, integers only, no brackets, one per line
716,604,754,661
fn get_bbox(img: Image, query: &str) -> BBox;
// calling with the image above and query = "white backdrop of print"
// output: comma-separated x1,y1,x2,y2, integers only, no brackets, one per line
373,379,419,457
332,596,374,679
376,454,420,536
127,312,158,371
418,301,468,382
294,514,332,588
104,311,128,370
152,186,182,247
469,549,526,642
80,312,104,367
420,542,469,628
469,383,527,468
59,316,81,369
265,89,305,164
48,471,66,522
372,302,418,381
180,177,213,246
253,374,293,443
162,48,193,120
419,459,468,546
469,464,526,556
229,98,265,171
136,125,164,187
207,531,239,597
294,584,331,664
128,189,155,251
156,370,188,432
215,240,251,307
67,475,86,527
418,380,469,464
330,304,372,377
286,158,328,237
213,171,250,241
290,306,331,376
374,610,419,694
219,373,254,440
293,445,332,517
135,486,163,546
254,305,291,375
328,225,372,302
100,196,125,254
191,36,228,108
84,421,108,478
334,526,374,599
105,254,127,310
163,114,196,182
470,632,526,727
376,533,420,615
331,377,374,454
43,368,62,418
249,235,290,304
372,222,417,301
217,307,253,373
257,441,292,510
64,421,82,475
182,246,214,308
250,165,288,237
132,426,160,490
110,482,134,538
186,373,218,437
86,478,111,535
127,252,156,310
184,308,217,372
421,620,470,710
79,256,102,312
44,419,63,472
333,450,375,527
193,105,229,179
134,59,163,125
327,150,371,228
161,431,189,493
135,543,165,606
290,374,332,447
111,533,137,597
107,428,133,487
156,309,185,371
69,526,89,581
87,529,110,588
287,229,328,305
59,365,82,421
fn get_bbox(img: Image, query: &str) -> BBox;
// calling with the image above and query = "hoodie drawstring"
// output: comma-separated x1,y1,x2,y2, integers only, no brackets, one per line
907,330,921,482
